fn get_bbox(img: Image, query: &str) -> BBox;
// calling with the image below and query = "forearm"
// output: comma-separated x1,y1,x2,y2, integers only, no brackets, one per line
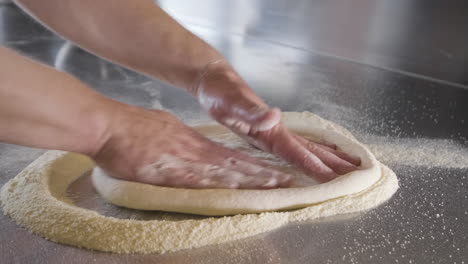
14,0,224,90
0,46,112,155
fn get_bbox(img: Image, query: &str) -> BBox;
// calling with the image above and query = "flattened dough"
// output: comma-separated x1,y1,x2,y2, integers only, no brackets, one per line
0,112,399,253
92,112,390,216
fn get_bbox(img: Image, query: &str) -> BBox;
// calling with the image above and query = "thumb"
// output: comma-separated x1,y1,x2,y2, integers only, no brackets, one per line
195,63,282,134
217,97,282,134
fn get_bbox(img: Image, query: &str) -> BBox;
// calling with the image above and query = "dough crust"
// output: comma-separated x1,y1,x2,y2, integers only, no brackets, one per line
92,112,385,216
0,112,399,253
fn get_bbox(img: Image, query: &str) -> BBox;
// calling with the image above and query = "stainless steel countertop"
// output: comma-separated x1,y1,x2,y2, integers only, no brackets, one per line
1,2,467,263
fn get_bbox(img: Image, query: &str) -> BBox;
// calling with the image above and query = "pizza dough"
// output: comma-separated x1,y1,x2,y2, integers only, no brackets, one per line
0,112,399,254
92,112,386,216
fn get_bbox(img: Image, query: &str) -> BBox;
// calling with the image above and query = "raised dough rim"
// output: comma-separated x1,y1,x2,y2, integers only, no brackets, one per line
0,150,398,254
91,112,382,216
0,111,399,253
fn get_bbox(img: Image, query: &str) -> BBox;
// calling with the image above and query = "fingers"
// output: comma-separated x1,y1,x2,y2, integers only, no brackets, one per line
200,84,281,134
295,135,338,151
235,106,281,132
320,142,338,150
251,124,364,183
221,106,282,135
256,126,339,182
289,133,359,176
315,144,361,166
224,102,359,179
195,67,359,184
220,104,359,179
223,157,292,189
137,154,292,189
296,134,337,150
303,143,358,175
294,135,361,166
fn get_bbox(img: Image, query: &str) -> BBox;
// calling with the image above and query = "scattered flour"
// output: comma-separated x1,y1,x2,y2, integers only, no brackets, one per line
0,113,400,254
363,136,468,169
1,100,465,254
0,151,397,254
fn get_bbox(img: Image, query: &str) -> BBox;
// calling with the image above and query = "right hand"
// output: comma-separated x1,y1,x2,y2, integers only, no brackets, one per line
193,61,361,183
91,103,292,189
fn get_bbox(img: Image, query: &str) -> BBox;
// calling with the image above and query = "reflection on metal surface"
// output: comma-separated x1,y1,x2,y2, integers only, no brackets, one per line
159,0,468,87
54,41,73,70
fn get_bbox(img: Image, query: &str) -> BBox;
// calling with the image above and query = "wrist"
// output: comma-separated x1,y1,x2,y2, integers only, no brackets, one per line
189,60,241,97
87,100,166,159
78,95,121,158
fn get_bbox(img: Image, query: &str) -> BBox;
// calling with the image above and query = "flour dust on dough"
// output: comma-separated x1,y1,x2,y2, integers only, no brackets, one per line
92,112,392,216
0,112,398,254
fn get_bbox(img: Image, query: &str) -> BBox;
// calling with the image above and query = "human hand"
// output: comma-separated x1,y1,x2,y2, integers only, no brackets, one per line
192,61,361,183
92,103,291,189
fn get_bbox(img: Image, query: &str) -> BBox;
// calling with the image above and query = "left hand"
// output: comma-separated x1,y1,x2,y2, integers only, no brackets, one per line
192,61,361,183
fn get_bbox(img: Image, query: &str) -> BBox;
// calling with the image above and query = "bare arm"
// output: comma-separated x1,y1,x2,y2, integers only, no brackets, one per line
0,46,109,155
12,0,360,182
0,46,292,189
14,0,222,90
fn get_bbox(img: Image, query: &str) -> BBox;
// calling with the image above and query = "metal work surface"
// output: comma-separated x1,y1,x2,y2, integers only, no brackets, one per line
159,0,468,87
1,2,467,263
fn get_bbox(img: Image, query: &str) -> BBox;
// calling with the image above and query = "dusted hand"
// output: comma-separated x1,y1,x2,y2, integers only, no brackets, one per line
93,103,292,189
193,61,361,183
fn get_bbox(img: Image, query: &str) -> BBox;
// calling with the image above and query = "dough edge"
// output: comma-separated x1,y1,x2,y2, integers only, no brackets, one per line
0,112,399,254
92,112,385,216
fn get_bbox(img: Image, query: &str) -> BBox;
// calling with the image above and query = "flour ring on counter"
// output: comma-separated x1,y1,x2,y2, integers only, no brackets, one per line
92,112,387,216
0,112,398,254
